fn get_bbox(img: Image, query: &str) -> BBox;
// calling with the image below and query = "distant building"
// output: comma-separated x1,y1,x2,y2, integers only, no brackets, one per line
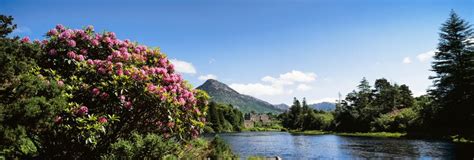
244,120,254,128
244,113,272,127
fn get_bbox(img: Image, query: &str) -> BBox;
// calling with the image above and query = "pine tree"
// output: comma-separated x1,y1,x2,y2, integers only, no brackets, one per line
429,11,474,134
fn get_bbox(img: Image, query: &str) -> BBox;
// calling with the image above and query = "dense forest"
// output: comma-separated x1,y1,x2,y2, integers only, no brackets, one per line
280,11,474,140
205,102,244,133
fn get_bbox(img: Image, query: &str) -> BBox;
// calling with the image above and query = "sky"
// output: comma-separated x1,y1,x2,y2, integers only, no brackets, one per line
2,0,473,104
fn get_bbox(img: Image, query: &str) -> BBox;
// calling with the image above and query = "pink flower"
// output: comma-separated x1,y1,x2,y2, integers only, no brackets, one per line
20,36,30,43
178,98,186,105
92,88,100,96
119,95,126,102
48,29,59,36
124,70,130,75
57,80,64,87
97,67,107,74
67,51,76,59
54,116,62,124
75,55,85,61
87,59,94,65
116,69,123,76
91,39,99,46
59,30,71,39
56,24,65,31
76,106,88,116
98,117,108,123
49,49,57,56
124,101,132,110
67,40,76,47
100,92,109,100
147,84,156,92
80,49,88,55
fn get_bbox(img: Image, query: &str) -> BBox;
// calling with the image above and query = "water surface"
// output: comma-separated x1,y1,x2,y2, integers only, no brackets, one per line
216,132,474,159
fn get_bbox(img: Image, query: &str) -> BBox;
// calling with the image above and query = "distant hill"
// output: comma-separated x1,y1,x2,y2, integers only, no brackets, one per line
309,102,336,111
273,102,336,112
196,79,284,113
273,103,290,111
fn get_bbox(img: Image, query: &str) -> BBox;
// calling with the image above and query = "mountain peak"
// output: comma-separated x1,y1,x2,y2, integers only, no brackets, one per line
199,79,239,95
197,79,284,113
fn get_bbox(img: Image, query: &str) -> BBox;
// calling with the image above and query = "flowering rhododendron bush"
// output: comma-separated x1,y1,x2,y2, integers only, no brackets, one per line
36,25,208,154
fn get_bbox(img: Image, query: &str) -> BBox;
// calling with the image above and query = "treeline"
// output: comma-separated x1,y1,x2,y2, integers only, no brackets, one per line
279,98,334,131
280,11,474,139
334,78,418,132
205,102,244,133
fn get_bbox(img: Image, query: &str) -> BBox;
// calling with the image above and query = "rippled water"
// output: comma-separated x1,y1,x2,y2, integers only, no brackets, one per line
215,132,474,159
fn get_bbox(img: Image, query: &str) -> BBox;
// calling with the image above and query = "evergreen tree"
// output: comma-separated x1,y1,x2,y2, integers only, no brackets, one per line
0,15,16,38
286,98,302,129
398,84,414,109
429,11,474,134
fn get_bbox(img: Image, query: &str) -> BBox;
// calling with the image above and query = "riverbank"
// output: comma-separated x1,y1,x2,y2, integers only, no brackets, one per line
290,130,405,138
289,130,474,143
216,131,474,159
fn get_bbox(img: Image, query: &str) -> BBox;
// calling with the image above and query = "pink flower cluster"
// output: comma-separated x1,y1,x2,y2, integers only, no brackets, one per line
43,24,206,139
75,106,89,116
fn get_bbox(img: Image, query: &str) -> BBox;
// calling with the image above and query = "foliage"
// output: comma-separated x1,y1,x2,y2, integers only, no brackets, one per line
208,135,236,159
281,98,334,131
371,108,417,132
0,16,210,158
333,78,415,132
206,102,243,132
429,11,474,135
0,16,68,158
101,132,179,159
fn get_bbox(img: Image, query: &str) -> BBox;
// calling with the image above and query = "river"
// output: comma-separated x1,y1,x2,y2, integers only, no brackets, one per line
215,132,474,159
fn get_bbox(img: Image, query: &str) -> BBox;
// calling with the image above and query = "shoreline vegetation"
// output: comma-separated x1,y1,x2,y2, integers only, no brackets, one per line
288,130,474,143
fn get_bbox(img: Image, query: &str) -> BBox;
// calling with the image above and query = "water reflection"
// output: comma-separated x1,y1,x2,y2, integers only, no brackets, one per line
216,132,474,159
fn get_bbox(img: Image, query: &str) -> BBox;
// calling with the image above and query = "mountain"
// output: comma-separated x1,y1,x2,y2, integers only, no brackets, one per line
273,103,290,111
309,102,336,111
197,79,284,113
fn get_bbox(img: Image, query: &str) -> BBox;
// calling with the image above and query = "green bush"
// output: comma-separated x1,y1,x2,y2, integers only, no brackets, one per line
371,108,417,132
101,133,179,159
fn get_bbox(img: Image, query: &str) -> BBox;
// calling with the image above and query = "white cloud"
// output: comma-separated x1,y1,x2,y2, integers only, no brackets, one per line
402,57,412,64
417,50,436,62
198,74,217,81
279,70,317,83
229,70,317,97
309,97,338,104
229,83,284,96
296,84,312,91
169,59,197,74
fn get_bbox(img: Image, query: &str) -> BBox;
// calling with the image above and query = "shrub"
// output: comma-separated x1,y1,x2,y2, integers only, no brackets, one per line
0,18,68,158
371,108,417,132
34,25,209,157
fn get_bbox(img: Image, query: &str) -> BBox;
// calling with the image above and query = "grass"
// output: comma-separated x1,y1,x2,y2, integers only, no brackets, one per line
289,130,329,135
336,132,406,138
450,135,474,143
289,130,406,138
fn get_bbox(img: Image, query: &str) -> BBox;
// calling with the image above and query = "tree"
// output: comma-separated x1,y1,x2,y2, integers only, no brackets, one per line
0,15,68,158
0,15,16,38
429,11,474,134
282,98,303,130
398,84,414,109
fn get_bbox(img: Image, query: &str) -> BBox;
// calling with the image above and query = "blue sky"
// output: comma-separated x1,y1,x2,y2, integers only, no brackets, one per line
2,0,473,104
